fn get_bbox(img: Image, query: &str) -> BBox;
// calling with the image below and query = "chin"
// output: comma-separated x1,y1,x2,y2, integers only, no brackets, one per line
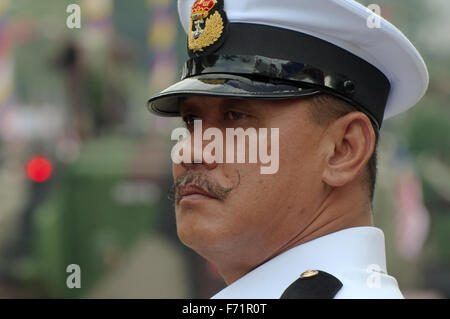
175,211,227,252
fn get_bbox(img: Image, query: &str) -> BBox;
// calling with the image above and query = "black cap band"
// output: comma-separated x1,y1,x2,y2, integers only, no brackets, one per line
182,23,391,127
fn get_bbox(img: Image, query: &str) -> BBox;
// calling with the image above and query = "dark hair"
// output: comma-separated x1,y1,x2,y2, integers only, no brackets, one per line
307,94,379,202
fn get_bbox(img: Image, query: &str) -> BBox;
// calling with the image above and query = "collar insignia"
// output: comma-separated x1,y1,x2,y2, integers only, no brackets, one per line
188,0,228,56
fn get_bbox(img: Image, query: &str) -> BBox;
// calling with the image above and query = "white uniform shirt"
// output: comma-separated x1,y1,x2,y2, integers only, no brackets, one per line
212,226,404,299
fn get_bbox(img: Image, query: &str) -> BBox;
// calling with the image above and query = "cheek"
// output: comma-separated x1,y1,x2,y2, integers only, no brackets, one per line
225,167,288,229
273,128,324,208
221,171,305,251
279,124,322,176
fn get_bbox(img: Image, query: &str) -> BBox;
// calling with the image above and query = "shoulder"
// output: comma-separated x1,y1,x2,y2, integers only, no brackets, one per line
280,270,343,299
280,269,404,299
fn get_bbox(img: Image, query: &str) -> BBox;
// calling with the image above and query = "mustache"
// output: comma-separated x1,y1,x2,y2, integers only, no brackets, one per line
168,170,240,203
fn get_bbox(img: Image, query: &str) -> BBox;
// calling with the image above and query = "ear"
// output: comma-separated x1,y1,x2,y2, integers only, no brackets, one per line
321,112,376,187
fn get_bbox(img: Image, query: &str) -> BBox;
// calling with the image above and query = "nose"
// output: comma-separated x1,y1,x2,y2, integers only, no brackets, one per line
181,152,218,171
180,122,219,171
181,146,219,170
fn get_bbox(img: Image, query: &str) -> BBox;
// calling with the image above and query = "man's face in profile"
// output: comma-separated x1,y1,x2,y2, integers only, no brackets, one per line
171,96,329,281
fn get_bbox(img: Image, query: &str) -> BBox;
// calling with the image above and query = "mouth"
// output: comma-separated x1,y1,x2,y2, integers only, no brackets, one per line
177,184,219,204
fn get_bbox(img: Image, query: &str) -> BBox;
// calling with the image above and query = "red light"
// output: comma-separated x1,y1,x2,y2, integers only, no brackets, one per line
26,156,53,182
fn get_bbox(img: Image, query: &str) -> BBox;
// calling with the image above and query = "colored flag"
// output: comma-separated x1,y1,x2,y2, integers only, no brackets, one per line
394,150,430,261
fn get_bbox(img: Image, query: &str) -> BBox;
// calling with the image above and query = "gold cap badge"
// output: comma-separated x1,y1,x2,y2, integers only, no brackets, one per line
188,0,228,55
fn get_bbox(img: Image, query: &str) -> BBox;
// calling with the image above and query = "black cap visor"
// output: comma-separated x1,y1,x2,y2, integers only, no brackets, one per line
147,73,320,116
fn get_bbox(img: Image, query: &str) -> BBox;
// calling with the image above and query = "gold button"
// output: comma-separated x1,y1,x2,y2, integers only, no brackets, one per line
300,270,319,278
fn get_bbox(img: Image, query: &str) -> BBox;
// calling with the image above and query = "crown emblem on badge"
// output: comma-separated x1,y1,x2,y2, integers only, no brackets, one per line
188,0,228,55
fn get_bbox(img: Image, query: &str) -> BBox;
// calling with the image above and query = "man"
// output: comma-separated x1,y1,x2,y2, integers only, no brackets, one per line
147,0,428,298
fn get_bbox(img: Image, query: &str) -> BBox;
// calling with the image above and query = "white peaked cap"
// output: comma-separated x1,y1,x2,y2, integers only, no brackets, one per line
176,0,429,121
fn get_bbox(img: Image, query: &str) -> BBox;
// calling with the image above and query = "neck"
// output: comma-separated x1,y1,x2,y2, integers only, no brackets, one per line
279,186,374,251
212,184,373,285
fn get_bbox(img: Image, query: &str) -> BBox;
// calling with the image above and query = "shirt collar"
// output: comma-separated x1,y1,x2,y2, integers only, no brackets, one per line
211,226,390,299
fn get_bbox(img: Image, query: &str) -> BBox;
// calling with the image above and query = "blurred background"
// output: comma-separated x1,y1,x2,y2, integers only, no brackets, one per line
0,0,448,298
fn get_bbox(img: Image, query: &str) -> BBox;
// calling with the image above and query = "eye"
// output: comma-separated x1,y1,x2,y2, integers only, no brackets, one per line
224,111,250,121
182,114,201,127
